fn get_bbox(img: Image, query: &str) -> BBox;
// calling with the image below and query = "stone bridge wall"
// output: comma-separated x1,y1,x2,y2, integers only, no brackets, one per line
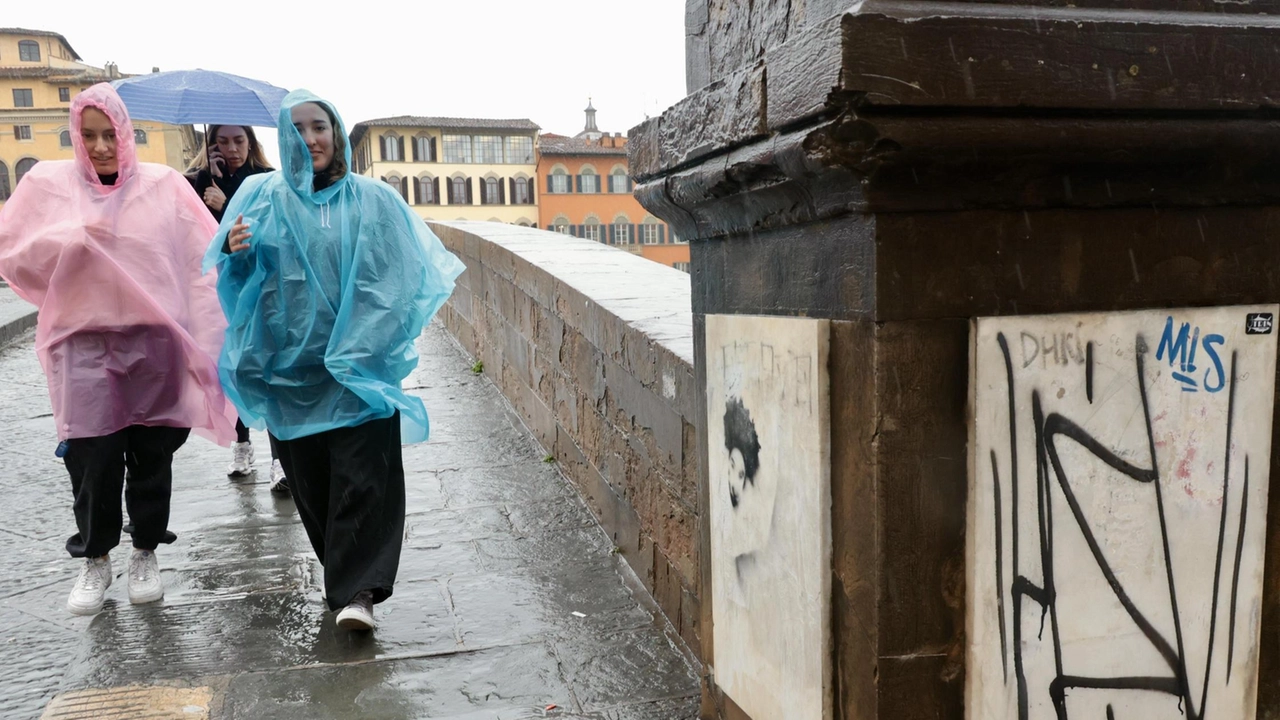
428,221,704,658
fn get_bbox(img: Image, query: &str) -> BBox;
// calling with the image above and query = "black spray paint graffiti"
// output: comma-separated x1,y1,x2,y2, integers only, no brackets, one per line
723,396,762,509
992,330,1250,720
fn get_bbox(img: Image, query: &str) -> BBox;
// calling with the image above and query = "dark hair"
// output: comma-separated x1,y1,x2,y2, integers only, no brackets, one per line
312,102,348,191
723,396,761,487
187,124,272,172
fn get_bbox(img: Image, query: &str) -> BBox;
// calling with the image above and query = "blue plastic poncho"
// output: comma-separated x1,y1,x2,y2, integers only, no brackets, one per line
202,89,464,443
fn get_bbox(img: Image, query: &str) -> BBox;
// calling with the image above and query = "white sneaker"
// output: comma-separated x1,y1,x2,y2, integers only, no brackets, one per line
127,548,164,604
268,459,290,496
67,556,112,616
335,591,376,631
227,441,254,477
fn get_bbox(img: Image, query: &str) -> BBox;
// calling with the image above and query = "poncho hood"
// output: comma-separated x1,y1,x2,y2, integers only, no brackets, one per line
278,89,351,204
70,83,139,189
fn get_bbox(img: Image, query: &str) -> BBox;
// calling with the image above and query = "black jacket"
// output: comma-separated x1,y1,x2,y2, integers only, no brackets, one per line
186,163,272,224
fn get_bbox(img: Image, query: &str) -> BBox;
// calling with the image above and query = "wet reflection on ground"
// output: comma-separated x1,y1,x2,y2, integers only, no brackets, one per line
0,323,698,719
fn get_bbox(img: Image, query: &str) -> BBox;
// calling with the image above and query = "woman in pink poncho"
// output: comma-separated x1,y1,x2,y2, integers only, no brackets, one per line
0,83,236,617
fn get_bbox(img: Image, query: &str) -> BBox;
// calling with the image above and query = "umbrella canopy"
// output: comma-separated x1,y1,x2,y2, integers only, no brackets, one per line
111,69,290,127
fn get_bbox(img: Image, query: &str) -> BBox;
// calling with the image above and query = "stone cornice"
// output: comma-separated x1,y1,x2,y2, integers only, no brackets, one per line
632,2,1280,239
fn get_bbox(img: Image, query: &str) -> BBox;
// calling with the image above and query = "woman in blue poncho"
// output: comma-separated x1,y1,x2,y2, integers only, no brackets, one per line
205,89,464,632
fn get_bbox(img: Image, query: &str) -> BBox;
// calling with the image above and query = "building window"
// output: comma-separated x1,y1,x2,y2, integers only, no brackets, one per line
383,175,408,202
134,129,148,145
59,87,70,102
583,219,602,242
413,135,436,162
505,136,533,164
474,136,503,164
550,216,571,234
674,262,691,273
613,220,632,245
579,169,600,194
417,176,439,205
448,176,472,204
481,176,503,205
550,169,569,194
18,41,40,62
15,158,38,186
443,135,472,163
610,170,630,193
12,89,33,108
0,162,9,201
59,130,71,147
643,223,662,245
13,125,32,141
511,177,531,205
381,133,402,162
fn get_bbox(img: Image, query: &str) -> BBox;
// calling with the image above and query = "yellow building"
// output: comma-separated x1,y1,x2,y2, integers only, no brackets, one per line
0,28,198,206
349,116,540,226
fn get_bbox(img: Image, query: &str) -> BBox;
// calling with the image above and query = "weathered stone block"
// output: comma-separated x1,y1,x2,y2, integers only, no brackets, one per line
680,586,702,655
621,327,658,388
706,0,754,83
765,13,842,131
603,358,683,475
553,375,580,436
658,63,767,174
654,550,686,636
627,117,663,182
521,385,556,450
502,321,532,387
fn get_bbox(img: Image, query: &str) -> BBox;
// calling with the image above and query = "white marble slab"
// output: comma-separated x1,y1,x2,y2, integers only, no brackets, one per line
968,305,1279,720
705,314,832,720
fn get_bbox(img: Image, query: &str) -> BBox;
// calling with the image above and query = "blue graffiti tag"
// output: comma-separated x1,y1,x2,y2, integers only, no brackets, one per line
1155,316,1226,393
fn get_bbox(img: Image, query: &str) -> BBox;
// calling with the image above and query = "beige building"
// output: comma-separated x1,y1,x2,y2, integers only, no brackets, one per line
0,28,198,206
349,116,539,226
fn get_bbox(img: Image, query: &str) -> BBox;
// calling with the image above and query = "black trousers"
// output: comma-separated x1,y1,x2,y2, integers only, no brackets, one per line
63,425,190,558
234,417,282,460
275,413,405,611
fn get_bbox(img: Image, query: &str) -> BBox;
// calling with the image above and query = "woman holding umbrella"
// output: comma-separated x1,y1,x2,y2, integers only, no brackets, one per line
0,83,236,616
186,125,288,492
206,89,463,631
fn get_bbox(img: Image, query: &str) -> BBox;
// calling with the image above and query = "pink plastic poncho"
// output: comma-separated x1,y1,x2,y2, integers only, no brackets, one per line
0,83,236,444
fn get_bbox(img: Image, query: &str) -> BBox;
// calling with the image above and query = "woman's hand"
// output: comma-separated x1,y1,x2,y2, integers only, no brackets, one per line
203,185,227,212
228,214,252,252
208,148,225,179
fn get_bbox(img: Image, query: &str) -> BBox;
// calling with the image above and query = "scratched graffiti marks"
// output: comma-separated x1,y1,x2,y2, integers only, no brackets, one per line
967,307,1278,720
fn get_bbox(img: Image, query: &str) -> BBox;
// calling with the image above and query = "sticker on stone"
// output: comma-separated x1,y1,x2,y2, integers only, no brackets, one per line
1245,312,1273,335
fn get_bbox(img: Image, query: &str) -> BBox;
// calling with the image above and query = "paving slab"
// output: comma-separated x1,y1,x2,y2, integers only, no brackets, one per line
0,321,698,719
0,285,37,348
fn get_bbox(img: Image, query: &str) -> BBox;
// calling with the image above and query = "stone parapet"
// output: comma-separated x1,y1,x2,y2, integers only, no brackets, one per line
428,221,704,661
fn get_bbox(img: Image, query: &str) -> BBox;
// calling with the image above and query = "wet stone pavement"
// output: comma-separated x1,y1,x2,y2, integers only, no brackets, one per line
0,321,699,720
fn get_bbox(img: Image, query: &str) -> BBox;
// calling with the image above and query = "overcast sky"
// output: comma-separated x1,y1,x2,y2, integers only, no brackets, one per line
7,0,688,165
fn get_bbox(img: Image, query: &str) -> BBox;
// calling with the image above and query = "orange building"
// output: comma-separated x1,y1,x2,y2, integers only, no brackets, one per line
536,102,688,271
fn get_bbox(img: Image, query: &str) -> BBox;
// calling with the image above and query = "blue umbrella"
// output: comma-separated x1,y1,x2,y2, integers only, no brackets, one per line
111,69,289,127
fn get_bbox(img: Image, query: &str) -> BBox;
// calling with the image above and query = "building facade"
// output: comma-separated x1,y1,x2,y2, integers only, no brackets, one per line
536,102,687,270
348,116,540,226
0,28,198,206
